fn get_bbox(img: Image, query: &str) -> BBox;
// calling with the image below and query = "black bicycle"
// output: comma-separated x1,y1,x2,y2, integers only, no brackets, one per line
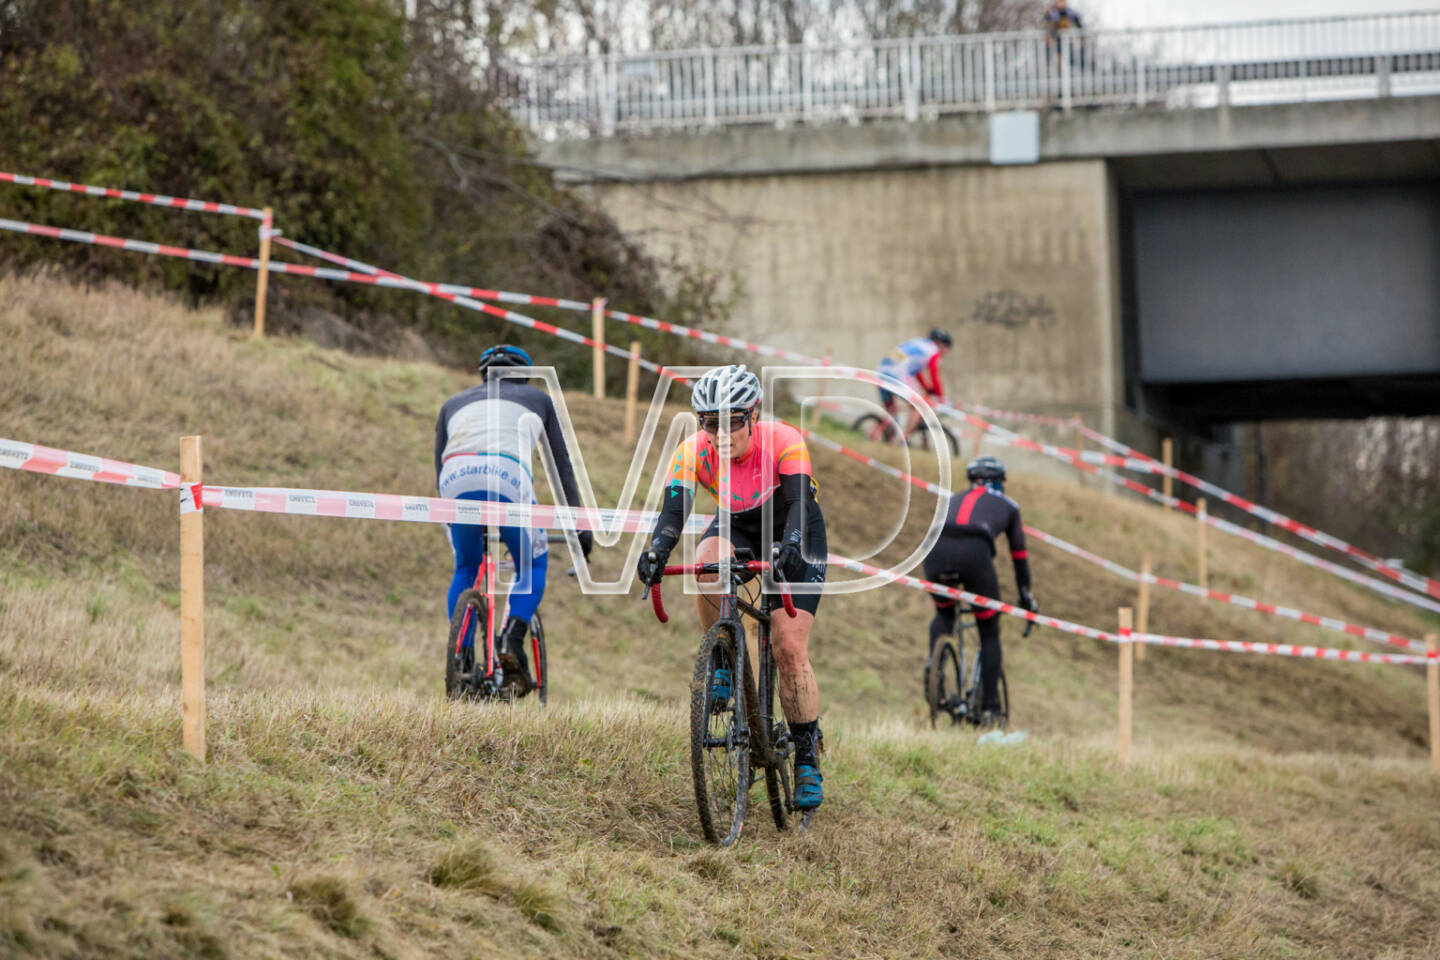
643,548,806,846
850,410,961,456
925,604,1027,729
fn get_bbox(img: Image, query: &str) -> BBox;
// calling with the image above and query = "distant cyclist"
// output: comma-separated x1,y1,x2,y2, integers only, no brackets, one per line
435,345,592,696
873,328,953,444
636,364,829,811
923,455,1037,726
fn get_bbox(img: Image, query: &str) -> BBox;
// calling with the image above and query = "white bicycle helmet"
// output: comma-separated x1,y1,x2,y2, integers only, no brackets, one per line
690,364,762,414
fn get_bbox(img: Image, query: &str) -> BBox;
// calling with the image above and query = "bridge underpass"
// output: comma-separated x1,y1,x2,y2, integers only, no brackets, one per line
1117,146,1440,429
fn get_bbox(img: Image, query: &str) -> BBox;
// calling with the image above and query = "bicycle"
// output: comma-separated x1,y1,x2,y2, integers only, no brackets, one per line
446,527,565,705
925,603,1029,730
850,409,960,456
642,547,808,846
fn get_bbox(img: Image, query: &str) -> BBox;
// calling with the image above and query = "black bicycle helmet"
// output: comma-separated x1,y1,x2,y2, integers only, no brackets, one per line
477,344,534,377
929,328,953,347
966,455,1006,484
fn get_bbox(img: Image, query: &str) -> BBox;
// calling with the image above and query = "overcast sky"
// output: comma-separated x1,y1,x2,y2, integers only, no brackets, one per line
1088,0,1440,28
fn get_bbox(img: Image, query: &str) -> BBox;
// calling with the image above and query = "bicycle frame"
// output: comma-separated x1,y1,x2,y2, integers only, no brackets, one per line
454,526,505,685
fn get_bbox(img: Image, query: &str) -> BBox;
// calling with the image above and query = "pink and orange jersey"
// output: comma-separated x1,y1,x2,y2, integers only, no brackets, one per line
667,420,814,512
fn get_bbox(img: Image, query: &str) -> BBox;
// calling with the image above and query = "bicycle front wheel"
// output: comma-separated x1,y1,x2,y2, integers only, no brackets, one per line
690,622,750,846
530,613,548,707
907,421,960,457
850,413,897,445
926,640,963,728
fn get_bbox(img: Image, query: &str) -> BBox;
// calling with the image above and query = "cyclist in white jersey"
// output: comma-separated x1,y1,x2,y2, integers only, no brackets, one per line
434,345,591,695
874,328,953,444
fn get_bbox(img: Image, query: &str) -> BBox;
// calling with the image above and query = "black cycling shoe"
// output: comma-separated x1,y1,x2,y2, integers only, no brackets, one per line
498,616,534,697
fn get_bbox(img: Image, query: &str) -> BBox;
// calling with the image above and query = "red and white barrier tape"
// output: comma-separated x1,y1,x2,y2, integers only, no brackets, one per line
12,205,1433,605
0,171,266,220
0,217,682,377
802,428,1429,652
269,234,699,381
271,237,593,311
0,437,180,489
1020,525,1426,653
1075,422,1439,600
199,483,711,535
831,554,1435,666
1090,466,1440,617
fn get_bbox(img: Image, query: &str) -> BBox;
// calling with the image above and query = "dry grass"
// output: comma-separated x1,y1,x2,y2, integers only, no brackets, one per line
2,272,1440,957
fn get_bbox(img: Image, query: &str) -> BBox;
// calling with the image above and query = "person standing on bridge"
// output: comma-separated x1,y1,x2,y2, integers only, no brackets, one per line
872,329,953,446
1044,0,1085,71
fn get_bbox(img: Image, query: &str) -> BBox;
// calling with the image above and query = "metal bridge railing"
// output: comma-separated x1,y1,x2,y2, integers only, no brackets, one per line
496,11,1440,139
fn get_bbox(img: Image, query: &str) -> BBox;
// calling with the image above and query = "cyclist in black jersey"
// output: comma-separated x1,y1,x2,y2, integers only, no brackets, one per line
923,455,1038,724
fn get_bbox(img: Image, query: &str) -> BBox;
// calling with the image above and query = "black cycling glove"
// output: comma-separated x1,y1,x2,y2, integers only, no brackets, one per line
1019,588,1038,614
637,534,676,587
774,528,808,582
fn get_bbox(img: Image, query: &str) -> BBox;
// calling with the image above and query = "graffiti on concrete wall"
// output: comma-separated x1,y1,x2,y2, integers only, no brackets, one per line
968,290,1059,331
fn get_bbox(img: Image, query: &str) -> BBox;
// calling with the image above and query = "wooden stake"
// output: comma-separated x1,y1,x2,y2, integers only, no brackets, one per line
1161,437,1173,509
1072,411,1083,458
1427,633,1439,775
179,436,206,762
1197,497,1208,589
253,207,273,338
811,352,831,433
1118,606,1134,767
591,297,607,399
1135,551,1151,663
624,340,641,443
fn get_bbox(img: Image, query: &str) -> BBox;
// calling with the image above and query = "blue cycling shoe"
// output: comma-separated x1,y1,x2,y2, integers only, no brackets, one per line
793,763,824,810
710,667,732,712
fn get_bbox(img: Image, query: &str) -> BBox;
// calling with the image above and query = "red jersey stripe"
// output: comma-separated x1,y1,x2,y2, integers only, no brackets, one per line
954,487,986,525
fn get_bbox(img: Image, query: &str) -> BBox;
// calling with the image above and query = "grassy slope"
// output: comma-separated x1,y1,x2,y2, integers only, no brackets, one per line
2,274,1438,958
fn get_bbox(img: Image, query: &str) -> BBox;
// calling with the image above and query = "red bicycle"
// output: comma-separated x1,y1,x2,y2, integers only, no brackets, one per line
643,548,806,846
446,528,562,705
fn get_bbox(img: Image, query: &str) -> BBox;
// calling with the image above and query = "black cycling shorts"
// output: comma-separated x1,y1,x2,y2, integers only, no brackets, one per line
700,502,827,616
922,534,1000,619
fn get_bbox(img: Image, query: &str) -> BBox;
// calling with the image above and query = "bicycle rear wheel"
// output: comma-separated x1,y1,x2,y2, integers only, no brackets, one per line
966,662,1010,729
994,667,1010,729
744,645,791,831
530,613,548,707
446,589,492,700
690,622,750,846
926,640,963,728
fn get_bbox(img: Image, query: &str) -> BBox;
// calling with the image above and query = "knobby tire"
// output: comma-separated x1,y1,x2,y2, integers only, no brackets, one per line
927,640,963,728
690,622,750,846
531,613,548,707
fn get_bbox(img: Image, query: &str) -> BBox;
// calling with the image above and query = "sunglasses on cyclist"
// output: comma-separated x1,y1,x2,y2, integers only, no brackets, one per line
699,412,752,434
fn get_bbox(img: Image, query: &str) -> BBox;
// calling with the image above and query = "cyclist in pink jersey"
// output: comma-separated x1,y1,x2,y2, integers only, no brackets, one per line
637,365,828,810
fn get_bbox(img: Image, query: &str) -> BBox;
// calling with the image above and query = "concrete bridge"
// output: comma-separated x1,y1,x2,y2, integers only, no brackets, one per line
514,13,1440,479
